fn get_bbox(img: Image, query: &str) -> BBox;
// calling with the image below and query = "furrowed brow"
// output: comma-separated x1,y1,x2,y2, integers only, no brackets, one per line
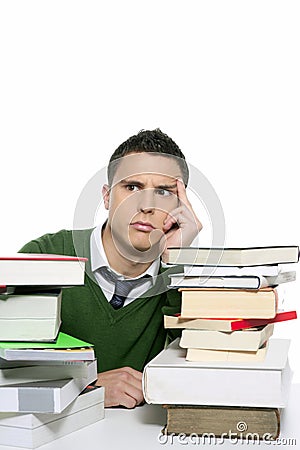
156,183,177,190
120,178,146,188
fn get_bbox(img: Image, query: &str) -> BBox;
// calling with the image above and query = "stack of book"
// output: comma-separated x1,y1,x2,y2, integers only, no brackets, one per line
143,245,299,440
0,254,104,448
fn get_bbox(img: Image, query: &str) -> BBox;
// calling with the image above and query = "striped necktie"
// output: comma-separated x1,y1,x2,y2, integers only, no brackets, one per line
110,279,139,310
99,267,150,310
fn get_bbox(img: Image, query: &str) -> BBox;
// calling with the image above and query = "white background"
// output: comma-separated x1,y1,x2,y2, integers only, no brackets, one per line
0,1,299,377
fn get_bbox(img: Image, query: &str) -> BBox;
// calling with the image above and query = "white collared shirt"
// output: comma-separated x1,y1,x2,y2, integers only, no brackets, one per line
90,224,160,306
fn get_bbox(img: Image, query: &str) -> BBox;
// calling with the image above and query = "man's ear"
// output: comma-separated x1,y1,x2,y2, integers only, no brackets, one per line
102,184,110,210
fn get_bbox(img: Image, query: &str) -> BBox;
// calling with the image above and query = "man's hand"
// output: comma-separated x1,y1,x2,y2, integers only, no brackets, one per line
161,178,202,262
95,366,144,408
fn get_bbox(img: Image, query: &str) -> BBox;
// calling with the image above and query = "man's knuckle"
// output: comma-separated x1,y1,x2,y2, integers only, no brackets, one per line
114,381,124,391
109,386,119,397
119,372,129,382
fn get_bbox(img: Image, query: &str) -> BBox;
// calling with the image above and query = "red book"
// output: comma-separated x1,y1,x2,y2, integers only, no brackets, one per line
0,254,87,287
230,311,297,331
164,311,297,331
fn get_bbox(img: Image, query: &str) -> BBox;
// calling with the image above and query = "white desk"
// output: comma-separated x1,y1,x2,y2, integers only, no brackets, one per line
0,384,299,450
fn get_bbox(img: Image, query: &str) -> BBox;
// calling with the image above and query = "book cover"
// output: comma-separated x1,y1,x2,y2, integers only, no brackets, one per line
0,360,97,386
163,405,280,439
183,264,283,277
185,343,268,362
143,338,292,407
0,362,98,413
179,324,274,351
0,332,95,361
0,254,87,286
0,291,62,341
0,386,104,448
168,271,296,289
180,288,278,319
166,245,299,266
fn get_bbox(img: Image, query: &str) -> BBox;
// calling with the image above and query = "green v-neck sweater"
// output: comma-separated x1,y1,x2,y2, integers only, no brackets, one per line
19,229,181,372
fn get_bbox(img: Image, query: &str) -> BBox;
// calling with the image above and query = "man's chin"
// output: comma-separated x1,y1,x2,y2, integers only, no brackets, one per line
118,240,163,263
130,229,165,250
110,228,165,263
132,244,153,253
131,240,160,253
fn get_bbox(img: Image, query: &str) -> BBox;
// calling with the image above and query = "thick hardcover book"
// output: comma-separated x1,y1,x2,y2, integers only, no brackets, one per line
179,324,274,352
0,291,62,341
180,288,278,319
0,360,97,386
164,311,297,331
168,271,296,289
0,386,104,448
0,362,97,413
0,332,95,361
0,254,87,286
166,245,299,266
162,405,280,440
143,338,292,407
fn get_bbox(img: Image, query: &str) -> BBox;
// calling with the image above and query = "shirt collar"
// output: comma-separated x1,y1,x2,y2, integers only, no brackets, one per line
90,223,160,281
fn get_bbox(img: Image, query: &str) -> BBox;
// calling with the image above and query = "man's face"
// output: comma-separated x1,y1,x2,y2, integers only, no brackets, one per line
102,153,182,261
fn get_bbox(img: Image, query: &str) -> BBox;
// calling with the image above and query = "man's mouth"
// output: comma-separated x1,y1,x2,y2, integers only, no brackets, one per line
130,221,156,232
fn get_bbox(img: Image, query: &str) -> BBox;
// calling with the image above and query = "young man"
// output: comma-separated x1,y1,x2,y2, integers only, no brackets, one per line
20,129,202,408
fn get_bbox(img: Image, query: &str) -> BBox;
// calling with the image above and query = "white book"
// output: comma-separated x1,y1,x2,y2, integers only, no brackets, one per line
0,361,97,413
185,344,269,362
0,347,95,362
0,386,104,448
183,264,283,277
168,271,296,289
0,318,61,342
0,358,93,369
166,246,299,266
0,360,97,386
0,291,62,341
179,324,274,351
179,287,277,319
0,254,87,286
143,338,292,408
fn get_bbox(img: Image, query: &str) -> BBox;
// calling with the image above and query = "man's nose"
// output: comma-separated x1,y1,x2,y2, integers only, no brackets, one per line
137,189,156,213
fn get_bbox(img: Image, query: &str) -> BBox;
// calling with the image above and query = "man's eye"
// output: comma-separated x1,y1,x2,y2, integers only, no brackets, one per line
126,184,139,192
155,189,172,197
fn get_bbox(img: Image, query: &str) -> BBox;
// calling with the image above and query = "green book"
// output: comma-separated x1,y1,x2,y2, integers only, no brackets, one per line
0,333,95,361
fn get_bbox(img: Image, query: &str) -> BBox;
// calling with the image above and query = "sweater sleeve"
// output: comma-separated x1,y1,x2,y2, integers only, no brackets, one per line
18,230,74,256
19,239,47,254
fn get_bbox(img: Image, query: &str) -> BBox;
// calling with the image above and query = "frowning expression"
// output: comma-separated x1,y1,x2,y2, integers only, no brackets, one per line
102,153,182,260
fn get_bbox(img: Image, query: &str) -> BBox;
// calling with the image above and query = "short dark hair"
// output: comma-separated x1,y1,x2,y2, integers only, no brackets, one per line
107,129,189,186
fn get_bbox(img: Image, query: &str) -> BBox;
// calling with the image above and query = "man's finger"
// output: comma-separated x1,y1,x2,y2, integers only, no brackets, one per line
176,178,191,206
98,366,142,380
163,213,180,232
118,366,143,381
117,392,142,409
